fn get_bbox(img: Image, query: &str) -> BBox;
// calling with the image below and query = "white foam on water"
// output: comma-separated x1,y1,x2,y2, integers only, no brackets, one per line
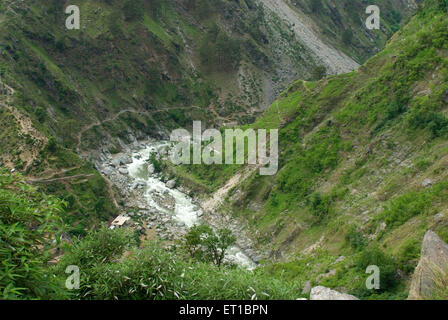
126,141,256,269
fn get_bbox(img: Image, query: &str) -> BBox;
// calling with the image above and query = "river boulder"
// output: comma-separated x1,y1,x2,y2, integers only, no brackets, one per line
118,168,129,175
310,286,359,300
166,179,176,189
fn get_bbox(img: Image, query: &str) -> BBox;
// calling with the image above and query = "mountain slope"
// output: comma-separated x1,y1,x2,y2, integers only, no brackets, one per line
282,0,419,63
176,0,448,299
259,0,359,73
0,0,416,234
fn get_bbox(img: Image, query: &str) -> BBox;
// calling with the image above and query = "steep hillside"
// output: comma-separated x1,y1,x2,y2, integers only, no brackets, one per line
0,0,416,235
177,0,448,299
281,0,419,63
1,0,446,301
0,0,415,157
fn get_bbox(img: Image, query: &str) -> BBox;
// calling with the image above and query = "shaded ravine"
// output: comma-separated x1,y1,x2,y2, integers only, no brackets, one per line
98,141,256,269
259,0,359,74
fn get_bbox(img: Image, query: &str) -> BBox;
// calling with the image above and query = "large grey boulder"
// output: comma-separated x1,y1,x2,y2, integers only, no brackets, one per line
310,286,359,300
118,168,129,175
408,231,448,300
110,159,121,168
166,179,176,189
119,155,133,165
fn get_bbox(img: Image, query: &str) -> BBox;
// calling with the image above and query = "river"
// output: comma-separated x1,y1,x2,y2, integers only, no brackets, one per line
99,141,256,270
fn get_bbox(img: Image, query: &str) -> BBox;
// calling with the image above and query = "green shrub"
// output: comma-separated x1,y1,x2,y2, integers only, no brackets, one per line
397,238,421,275
149,152,162,173
53,229,302,300
307,192,332,223
57,226,135,269
380,181,448,229
311,65,327,81
184,224,236,267
408,109,448,138
45,137,58,153
123,0,145,21
345,225,366,250
355,246,399,293
0,169,65,299
381,191,431,228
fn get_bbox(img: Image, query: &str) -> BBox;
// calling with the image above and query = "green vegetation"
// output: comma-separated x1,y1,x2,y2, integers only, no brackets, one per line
184,224,236,267
1,0,446,301
199,24,242,72
172,1,448,300
378,181,448,229
0,171,303,300
0,169,65,299
52,226,303,300
53,229,301,300
149,152,163,173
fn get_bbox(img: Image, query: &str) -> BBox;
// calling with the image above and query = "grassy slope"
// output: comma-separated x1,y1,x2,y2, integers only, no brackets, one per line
176,0,448,299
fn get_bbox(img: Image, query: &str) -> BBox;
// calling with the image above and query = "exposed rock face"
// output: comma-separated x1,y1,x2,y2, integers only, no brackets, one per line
258,0,359,74
408,231,448,300
310,286,359,300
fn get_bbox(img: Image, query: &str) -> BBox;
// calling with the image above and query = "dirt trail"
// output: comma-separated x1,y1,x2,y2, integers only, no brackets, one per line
201,166,258,213
259,0,359,74
102,174,120,210
27,173,94,184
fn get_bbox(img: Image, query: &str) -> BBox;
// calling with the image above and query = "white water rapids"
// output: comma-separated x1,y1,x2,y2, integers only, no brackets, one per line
125,142,256,270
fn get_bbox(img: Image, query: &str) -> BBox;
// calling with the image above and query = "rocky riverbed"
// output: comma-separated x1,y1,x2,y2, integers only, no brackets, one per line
95,139,257,269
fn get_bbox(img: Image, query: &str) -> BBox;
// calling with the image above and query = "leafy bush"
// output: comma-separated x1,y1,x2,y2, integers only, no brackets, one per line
53,228,302,300
123,0,145,21
311,65,327,81
345,225,366,250
380,181,448,229
34,107,46,123
45,137,58,153
355,246,399,293
184,224,236,267
397,238,421,274
307,192,332,223
408,109,448,138
149,152,162,173
58,226,135,269
0,169,65,299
